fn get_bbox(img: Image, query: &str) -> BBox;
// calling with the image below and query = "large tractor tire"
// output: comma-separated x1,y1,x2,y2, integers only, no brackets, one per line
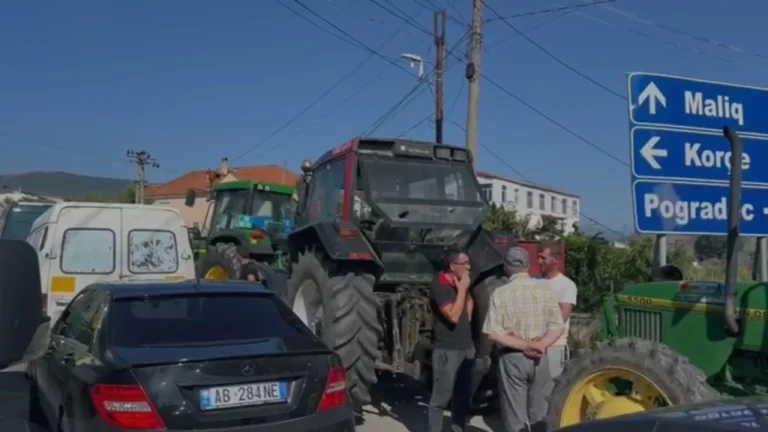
286,247,381,407
545,338,719,429
196,244,239,279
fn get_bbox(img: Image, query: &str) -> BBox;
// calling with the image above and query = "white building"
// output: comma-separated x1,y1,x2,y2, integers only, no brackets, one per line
476,171,580,235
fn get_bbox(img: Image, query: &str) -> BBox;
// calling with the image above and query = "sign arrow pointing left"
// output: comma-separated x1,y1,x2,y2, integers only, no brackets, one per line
640,136,667,169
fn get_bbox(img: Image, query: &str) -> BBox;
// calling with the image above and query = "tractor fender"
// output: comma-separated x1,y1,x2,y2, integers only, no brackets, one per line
288,222,383,269
206,231,250,249
467,230,515,281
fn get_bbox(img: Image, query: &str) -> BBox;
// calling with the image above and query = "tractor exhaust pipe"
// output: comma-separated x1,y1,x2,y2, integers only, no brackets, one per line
724,126,742,336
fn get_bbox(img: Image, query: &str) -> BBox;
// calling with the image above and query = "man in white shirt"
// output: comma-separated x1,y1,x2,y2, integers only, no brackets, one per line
537,241,578,378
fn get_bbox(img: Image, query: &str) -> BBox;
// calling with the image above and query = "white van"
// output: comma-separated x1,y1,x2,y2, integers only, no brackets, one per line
26,202,196,323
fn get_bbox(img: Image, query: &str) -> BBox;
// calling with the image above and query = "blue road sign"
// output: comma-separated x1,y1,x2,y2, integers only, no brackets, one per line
631,127,768,185
633,180,768,236
628,72,768,135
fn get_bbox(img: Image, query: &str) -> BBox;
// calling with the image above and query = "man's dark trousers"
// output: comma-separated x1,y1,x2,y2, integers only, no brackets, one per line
428,347,476,432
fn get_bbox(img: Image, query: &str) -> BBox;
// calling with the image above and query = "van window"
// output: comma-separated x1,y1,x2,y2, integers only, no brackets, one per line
61,229,116,274
128,229,179,274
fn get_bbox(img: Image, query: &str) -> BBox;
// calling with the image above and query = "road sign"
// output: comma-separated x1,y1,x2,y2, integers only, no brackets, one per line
633,180,768,236
631,127,768,185
628,72,768,135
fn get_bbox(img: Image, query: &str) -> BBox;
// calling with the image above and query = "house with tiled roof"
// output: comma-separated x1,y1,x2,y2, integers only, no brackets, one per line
145,158,298,226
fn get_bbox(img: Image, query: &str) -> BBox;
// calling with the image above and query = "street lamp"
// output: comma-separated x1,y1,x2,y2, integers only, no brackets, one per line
400,53,425,80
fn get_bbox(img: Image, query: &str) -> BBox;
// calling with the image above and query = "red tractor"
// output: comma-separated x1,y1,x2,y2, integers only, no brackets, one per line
285,137,560,407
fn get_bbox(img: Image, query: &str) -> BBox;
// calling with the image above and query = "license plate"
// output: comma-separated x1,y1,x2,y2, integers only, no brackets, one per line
199,382,288,410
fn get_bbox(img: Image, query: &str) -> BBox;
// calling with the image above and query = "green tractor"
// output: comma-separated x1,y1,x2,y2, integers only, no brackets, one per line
185,180,296,293
545,128,753,428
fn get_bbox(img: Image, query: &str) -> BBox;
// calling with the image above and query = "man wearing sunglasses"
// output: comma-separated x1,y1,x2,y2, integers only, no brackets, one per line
428,249,476,432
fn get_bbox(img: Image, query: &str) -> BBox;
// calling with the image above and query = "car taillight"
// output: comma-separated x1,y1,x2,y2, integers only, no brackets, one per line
90,384,165,430
317,366,348,412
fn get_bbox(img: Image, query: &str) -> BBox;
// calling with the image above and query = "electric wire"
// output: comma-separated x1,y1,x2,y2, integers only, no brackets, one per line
482,0,625,100
549,0,768,73
444,120,627,239
485,0,621,21
231,0,421,162
363,31,470,136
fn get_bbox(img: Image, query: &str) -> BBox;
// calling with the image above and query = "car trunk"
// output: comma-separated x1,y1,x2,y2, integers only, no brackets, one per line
113,339,334,430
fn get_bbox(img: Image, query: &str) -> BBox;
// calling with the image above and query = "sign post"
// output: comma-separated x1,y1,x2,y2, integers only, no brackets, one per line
627,72,768,280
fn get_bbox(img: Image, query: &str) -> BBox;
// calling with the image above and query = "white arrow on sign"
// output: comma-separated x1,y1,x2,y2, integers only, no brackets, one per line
640,136,667,169
638,81,666,115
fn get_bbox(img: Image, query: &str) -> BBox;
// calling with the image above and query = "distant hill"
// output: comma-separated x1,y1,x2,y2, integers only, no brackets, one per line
0,171,133,200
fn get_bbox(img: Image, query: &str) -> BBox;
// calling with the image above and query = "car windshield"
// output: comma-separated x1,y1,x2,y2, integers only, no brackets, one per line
359,158,484,224
0,204,52,240
211,189,249,230
110,293,314,347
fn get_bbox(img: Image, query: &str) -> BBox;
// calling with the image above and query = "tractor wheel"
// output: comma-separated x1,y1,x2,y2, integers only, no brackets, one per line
545,338,719,429
286,247,381,407
246,261,288,299
196,245,239,280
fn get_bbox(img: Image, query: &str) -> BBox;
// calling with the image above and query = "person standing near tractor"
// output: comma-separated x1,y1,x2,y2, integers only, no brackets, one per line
483,247,564,432
537,241,578,378
428,249,476,432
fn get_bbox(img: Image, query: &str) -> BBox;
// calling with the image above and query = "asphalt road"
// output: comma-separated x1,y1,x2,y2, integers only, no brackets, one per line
359,375,502,432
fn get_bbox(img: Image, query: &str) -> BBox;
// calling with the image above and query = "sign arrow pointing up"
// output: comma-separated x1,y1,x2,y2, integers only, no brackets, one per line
638,81,666,115
640,136,667,169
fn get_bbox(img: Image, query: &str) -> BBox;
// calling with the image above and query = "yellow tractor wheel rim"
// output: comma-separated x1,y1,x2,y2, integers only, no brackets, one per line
204,265,229,280
560,367,671,427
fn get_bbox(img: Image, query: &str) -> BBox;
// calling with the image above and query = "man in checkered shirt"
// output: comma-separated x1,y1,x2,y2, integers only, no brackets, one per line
482,247,564,432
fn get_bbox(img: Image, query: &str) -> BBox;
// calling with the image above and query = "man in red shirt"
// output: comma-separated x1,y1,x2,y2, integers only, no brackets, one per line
428,249,475,432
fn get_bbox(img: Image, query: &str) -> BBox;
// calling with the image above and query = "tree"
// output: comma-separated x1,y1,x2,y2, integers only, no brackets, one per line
694,235,727,261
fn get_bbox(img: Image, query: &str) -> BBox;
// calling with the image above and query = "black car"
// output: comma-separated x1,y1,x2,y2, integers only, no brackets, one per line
28,280,355,432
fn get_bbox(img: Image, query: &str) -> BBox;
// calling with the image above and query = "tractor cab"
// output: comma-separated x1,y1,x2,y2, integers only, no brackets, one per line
186,180,295,274
293,138,491,284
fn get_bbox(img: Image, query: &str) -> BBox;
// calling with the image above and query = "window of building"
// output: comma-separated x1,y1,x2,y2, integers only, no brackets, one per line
539,193,545,211
551,196,558,213
61,229,115,274
501,185,507,203
480,184,493,202
572,200,578,216
514,188,519,205
562,198,567,216
128,230,179,274
527,191,533,208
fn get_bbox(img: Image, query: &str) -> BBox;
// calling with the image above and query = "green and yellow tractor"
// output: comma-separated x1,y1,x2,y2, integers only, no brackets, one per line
185,180,296,294
546,128,757,428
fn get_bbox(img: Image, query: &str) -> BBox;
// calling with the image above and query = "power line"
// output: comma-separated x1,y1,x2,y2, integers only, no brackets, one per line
364,31,470,136
232,1,423,162
445,119,627,239
482,0,625,100
486,0,621,21
485,10,575,51
293,0,412,72
481,72,628,166
551,0,768,74
600,3,768,63
275,0,366,50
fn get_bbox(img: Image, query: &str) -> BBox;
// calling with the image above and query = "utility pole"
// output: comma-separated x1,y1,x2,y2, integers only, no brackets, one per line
126,150,159,204
434,10,446,144
465,0,483,169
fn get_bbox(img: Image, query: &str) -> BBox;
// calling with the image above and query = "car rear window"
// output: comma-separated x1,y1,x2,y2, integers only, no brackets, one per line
110,293,314,347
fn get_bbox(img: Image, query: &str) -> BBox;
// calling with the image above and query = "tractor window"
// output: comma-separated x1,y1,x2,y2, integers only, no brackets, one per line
306,159,346,221
212,189,249,230
250,198,274,217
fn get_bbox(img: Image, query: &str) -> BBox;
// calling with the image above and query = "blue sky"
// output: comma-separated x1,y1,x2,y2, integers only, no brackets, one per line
2,0,767,233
